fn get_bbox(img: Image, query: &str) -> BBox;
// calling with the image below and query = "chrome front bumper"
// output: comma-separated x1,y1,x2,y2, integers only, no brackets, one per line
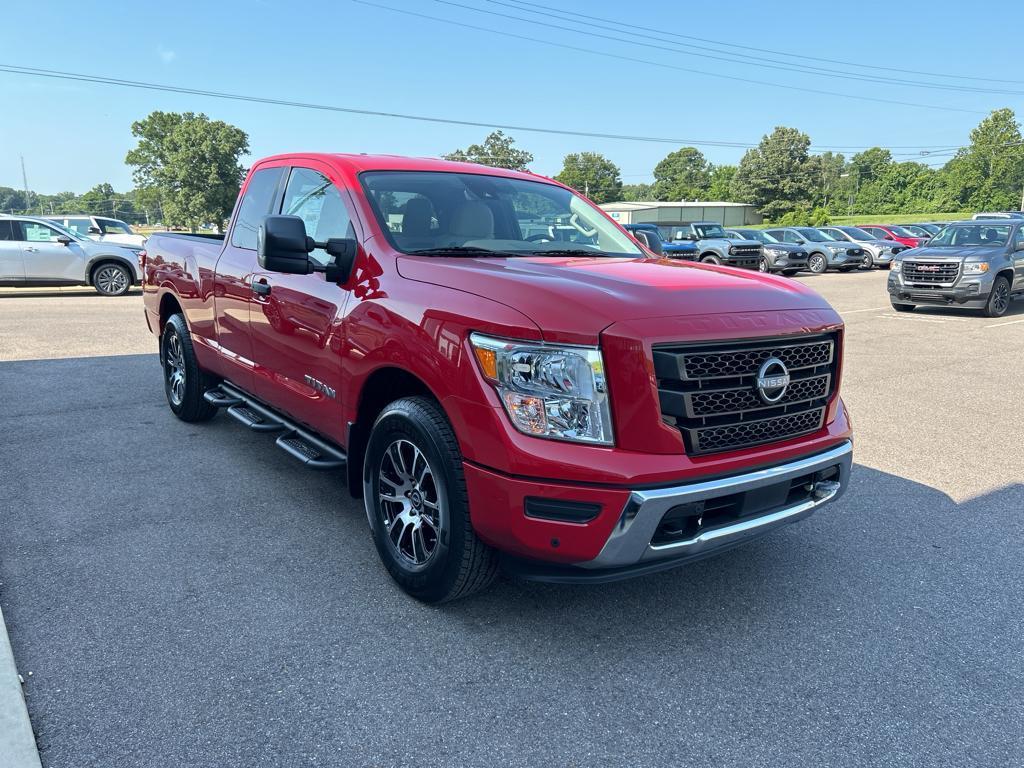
582,441,853,569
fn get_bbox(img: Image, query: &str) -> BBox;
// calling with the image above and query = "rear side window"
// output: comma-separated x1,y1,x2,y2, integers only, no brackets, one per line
0,221,16,240
231,167,285,250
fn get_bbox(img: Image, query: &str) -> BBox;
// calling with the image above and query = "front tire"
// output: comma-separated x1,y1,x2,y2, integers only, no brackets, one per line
983,276,1011,318
92,262,132,296
364,397,498,603
700,253,723,265
807,253,828,274
758,256,770,273
782,269,801,276
161,314,218,422
861,253,874,270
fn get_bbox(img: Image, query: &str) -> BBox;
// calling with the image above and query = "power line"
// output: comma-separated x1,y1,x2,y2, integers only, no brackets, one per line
459,0,1024,97
496,0,1024,87
353,0,985,115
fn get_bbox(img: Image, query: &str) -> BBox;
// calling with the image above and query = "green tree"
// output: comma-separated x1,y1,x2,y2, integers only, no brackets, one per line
125,111,249,232
652,147,711,201
443,130,533,171
707,165,737,200
849,147,893,187
732,126,817,220
619,183,654,201
941,108,1024,211
554,152,622,203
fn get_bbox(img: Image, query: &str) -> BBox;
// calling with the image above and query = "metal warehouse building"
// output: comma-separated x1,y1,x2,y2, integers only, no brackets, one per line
599,201,763,227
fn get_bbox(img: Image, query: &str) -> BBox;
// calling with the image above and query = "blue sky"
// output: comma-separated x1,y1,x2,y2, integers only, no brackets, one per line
2,0,1023,194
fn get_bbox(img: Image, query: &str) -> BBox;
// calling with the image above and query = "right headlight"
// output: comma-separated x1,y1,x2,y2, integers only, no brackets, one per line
469,333,614,446
891,260,902,273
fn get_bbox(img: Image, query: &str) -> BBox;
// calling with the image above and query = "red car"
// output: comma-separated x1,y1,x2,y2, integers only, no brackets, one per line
141,153,853,602
860,225,929,249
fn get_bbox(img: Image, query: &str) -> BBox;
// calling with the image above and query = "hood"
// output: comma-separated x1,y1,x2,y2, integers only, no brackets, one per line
78,240,139,258
398,255,831,344
99,233,147,248
701,237,760,249
901,245,1000,260
762,242,805,253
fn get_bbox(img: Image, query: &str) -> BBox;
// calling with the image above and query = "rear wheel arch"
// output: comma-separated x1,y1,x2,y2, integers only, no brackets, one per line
347,366,439,498
159,292,184,333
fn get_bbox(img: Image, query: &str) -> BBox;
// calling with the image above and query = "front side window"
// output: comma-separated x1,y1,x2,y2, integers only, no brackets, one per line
281,168,355,265
97,218,134,235
21,222,63,242
361,171,643,257
1014,227,1024,250
63,218,92,236
888,226,917,238
231,166,285,250
840,226,873,241
797,228,830,242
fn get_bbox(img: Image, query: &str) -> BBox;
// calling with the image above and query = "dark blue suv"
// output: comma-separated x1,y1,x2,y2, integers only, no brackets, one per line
623,223,699,260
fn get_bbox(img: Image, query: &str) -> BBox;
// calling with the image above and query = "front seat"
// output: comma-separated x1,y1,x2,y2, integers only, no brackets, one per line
448,200,494,245
402,197,433,238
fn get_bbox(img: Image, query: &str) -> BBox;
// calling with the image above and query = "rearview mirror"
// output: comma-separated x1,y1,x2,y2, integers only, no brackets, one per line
258,215,314,274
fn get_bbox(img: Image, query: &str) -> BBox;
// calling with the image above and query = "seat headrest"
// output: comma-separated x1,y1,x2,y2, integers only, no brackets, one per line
402,197,433,238
450,201,494,239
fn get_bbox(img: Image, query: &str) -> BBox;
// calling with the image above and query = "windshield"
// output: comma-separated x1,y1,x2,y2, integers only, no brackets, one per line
901,225,930,237
839,226,873,241
796,228,831,242
360,171,643,257
887,225,918,238
98,218,135,235
693,223,726,239
733,229,773,244
927,224,1011,247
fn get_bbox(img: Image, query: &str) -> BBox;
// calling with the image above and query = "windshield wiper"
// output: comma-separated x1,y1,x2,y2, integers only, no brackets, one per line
527,249,610,257
408,246,517,257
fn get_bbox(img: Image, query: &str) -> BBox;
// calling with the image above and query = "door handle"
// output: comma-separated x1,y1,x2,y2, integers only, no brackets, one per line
24,247,39,252
252,280,271,297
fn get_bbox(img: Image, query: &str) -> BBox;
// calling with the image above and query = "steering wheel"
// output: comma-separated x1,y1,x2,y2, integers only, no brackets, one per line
569,213,597,238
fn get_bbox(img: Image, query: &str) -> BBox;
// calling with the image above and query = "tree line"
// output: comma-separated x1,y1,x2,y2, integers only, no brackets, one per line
5,108,1022,229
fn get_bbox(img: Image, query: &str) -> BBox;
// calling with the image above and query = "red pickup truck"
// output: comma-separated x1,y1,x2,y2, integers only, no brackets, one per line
141,153,853,602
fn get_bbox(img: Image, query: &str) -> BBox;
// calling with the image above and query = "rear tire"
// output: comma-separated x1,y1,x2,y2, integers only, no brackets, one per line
982,276,1011,318
364,397,498,603
161,314,218,422
891,301,915,312
92,262,132,296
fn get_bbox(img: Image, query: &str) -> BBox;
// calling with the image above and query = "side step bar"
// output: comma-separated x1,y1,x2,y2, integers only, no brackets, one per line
204,382,347,470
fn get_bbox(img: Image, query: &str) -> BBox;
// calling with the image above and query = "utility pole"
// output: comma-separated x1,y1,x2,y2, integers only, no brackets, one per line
20,155,31,214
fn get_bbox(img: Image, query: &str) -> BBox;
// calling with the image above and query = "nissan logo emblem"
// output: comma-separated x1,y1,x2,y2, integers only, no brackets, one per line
756,357,791,404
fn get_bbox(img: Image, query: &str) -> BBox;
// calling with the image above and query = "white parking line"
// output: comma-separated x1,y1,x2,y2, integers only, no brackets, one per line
985,318,1024,328
875,314,947,324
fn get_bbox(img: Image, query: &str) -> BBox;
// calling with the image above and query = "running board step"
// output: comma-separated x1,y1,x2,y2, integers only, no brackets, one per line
276,430,347,469
206,382,347,471
226,404,284,433
204,389,243,407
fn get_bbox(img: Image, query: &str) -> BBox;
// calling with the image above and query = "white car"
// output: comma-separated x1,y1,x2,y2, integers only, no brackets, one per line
0,215,140,295
48,215,147,249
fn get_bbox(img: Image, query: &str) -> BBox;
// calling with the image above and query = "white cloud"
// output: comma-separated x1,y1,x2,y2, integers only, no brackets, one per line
157,45,177,64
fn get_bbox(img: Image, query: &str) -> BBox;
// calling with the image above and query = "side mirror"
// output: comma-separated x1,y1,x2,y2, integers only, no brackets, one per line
633,230,663,255
885,235,895,240
257,215,358,282
57,235,72,246
1016,241,1024,251
88,226,101,235
258,215,314,274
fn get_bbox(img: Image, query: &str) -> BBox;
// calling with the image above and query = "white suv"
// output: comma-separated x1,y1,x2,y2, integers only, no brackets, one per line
48,215,147,249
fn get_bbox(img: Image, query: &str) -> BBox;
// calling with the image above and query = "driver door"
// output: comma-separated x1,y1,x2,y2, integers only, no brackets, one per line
17,221,83,282
1013,227,1024,290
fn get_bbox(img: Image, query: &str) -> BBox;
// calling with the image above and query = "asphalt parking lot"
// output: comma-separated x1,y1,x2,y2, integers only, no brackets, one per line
1,272,1022,767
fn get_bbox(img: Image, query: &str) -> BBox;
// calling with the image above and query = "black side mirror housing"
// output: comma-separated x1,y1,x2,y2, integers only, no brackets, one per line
88,226,101,235
258,215,314,274
257,215,358,282
57,235,72,246
632,230,663,255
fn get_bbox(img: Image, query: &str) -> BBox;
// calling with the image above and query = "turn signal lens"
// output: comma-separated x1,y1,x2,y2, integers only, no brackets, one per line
473,346,498,380
502,392,548,435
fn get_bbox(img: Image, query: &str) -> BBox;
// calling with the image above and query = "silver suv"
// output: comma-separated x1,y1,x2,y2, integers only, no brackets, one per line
0,215,140,296
819,225,907,270
763,227,867,274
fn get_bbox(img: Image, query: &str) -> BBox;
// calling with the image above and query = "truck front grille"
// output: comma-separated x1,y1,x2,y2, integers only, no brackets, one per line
654,334,838,455
903,261,960,284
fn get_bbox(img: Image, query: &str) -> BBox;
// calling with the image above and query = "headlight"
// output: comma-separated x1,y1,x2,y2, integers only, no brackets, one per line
963,262,989,274
827,244,847,253
891,260,902,273
469,334,614,445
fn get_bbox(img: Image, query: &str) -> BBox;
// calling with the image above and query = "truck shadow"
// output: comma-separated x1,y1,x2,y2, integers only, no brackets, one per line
0,288,142,299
